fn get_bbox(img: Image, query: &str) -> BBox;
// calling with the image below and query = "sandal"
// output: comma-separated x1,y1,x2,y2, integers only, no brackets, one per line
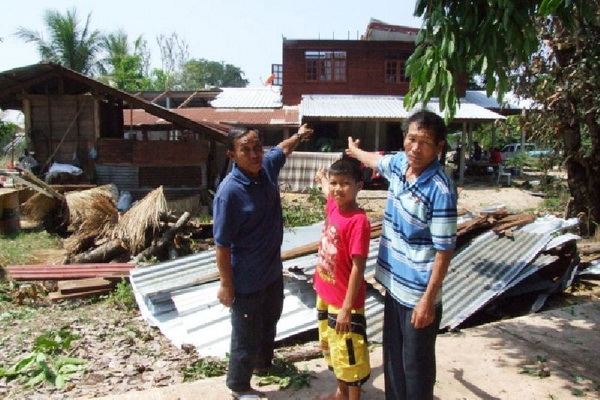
230,389,266,399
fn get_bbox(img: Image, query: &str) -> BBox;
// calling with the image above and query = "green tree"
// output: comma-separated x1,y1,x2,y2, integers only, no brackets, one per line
405,0,600,235
180,59,249,89
98,31,151,90
15,8,102,74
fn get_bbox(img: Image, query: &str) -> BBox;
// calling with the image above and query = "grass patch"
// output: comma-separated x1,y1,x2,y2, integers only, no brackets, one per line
0,231,62,267
106,279,138,312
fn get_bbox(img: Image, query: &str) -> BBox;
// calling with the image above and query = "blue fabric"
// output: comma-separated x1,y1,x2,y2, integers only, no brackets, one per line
213,147,286,293
375,152,457,307
383,292,441,400
226,276,284,392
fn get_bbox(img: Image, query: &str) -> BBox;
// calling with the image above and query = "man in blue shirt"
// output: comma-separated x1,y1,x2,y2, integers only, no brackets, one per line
347,110,457,400
213,124,313,399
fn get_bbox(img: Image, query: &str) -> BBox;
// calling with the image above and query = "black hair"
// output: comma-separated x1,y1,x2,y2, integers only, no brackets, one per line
227,126,259,150
402,110,447,144
328,158,363,182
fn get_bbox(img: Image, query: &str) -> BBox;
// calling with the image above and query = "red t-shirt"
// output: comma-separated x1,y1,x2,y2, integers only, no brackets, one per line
313,196,371,309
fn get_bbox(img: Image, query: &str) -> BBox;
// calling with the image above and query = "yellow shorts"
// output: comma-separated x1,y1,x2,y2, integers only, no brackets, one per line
316,295,370,385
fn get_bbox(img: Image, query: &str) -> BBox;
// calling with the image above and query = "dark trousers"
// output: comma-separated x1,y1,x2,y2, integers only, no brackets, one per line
383,292,442,400
226,275,284,392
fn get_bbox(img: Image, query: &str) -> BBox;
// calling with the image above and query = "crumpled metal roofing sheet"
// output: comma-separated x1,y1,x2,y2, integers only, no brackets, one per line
441,229,552,330
210,87,283,109
300,94,505,121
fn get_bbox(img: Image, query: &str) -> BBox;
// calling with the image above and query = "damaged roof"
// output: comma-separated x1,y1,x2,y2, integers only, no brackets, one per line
0,63,228,143
124,106,300,128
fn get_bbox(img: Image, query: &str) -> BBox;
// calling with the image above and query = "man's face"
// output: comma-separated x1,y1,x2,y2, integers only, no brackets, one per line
403,123,445,170
228,130,264,177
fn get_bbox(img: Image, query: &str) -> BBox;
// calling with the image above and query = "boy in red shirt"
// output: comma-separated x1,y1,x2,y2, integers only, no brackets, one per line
313,159,371,400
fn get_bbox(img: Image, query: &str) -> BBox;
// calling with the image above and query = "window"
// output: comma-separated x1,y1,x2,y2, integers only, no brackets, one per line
271,64,283,86
385,60,408,83
305,51,346,82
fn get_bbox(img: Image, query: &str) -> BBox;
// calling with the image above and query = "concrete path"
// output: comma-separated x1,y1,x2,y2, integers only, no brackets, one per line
85,302,599,400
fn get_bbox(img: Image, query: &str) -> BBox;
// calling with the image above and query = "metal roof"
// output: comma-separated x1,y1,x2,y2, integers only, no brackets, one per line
300,94,506,121
124,107,299,128
130,214,580,356
464,90,535,111
211,87,283,109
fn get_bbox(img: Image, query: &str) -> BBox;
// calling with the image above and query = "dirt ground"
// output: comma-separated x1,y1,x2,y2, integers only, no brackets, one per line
0,182,597,399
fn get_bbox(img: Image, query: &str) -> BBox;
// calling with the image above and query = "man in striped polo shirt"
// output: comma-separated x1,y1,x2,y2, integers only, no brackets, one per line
347,110,457,400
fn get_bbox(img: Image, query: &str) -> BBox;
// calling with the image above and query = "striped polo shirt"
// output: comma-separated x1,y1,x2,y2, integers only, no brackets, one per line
375,152,457,308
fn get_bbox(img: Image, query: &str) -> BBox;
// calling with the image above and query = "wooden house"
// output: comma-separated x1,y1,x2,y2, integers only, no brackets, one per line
0,63,228,200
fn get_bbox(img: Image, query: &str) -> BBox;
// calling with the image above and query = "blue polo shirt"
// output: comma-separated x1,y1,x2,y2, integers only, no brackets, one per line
375,152,457,307
213,147,286,293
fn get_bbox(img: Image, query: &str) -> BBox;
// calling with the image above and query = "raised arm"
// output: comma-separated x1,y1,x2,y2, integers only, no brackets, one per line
346,136,383,169
314,167,329,196
278,123,314,157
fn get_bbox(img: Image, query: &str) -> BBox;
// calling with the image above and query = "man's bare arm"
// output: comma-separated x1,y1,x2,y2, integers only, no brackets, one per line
216,246,235,307
346,136,384,169
278,123,314,157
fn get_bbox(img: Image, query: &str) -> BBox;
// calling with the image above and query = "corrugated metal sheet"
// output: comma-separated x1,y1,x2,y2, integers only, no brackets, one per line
300,94,506,121
6,263,135,281
125,107,299,127
131,214,580,357
465,90,535,111
210,87,283,109
95,165,139,191
441,230,552,330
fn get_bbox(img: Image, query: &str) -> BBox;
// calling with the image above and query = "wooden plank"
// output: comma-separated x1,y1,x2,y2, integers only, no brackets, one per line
48,288,113,301
57,277,117,294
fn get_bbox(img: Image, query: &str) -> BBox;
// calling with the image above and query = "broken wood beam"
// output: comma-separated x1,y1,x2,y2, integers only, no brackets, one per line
133,212,191,263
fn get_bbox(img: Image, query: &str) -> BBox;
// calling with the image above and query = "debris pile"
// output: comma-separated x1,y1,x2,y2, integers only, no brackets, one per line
128,209,593,357
7,172,211,300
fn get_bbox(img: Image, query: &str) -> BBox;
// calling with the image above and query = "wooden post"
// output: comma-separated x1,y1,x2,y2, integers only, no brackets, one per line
375,120,380,150
459,122,467,186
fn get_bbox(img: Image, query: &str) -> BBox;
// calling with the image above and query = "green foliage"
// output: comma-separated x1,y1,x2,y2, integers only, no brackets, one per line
405,0,542,118
96,31,152,90
181,357,227,381
282,190,326,228
0,231,62,267
106,279,138,312
0,328,86,389
255,358,314,391
181,58,249,89
0,120,18,145
15,8,102,74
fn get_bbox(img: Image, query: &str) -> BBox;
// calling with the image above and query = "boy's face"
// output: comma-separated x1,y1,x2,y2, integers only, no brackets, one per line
328,172,363,210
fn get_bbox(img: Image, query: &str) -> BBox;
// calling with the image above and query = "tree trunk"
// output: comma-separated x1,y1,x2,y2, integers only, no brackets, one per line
69,239,127,264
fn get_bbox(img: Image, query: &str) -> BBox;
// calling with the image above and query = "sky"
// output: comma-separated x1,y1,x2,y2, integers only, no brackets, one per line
0,0,422,88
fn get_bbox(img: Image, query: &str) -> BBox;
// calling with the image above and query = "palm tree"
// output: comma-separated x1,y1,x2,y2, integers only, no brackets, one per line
15,8,102,75
97,30,151,90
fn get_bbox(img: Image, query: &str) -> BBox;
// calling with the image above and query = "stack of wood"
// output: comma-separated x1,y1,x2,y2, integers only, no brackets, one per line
48,277,120,301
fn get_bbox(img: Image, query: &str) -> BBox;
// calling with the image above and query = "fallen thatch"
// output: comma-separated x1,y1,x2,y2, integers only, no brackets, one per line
21,193,61,222
65,184,119,231
111,186,168,254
